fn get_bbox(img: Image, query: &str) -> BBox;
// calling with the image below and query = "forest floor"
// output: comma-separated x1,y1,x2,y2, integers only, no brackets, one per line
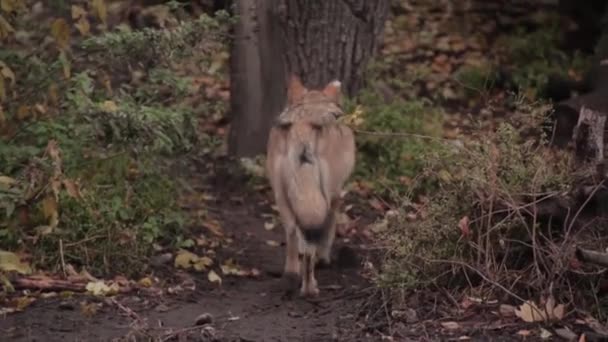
0,1,595,341
1,154,536,342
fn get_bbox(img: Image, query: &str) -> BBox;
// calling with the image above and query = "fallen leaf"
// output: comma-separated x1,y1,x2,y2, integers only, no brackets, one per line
174,249,199,270
193,256,213,272
515,300,546,322
51,18,70,50
71,4,87,19
517,330,532,337
138,277,153,288
458,216,471,237
440,321,461,330
202,220,223,237
499,304,516,317
0,250,32,274
90,0,108,25
540,328,553,339
266,240,280,247
80,302,98,317
86,281,119,296
74,16,91,36
207,270,221,284
264,221,275,231
99,100,117,113
0,14,15,40
63,179,82,199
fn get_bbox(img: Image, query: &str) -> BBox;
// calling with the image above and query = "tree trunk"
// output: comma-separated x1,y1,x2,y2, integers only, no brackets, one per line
228,0,389,158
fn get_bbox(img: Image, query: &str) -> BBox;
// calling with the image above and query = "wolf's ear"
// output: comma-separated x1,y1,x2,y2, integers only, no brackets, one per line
287,74,307,105
322,80,342,103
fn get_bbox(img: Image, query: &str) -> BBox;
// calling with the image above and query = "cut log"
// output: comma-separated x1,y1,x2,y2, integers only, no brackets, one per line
571,106,606,163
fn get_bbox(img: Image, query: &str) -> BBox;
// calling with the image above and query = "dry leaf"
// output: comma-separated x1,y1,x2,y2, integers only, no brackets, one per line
99,100,118,113
0,14,15,40
0,0,23,13
440,321,461,330
41,195,59,228
0,250,32,274
138,277,153,288
58,50,70,79
71,4,87,19
63,179,82,199
74,16,91,36
540,328,553,339
90,0,107,25
499,304,516,317
515,301,546,322
264,221,275,231
517,330,532,337
86,281,119,296
266,240,280,247
458,216,471,237
207,270,221,284
51,18,71,50
202,220,223,237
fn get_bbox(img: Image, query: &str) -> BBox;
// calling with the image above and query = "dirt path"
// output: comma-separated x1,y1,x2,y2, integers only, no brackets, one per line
0,156,377,342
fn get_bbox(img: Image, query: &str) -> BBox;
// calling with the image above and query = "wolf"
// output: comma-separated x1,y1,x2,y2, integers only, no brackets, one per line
266,74,356,297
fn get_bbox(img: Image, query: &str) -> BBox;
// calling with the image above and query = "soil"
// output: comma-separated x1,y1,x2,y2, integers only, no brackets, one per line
0,156,381,342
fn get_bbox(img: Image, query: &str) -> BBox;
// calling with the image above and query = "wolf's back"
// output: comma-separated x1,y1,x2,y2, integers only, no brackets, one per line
281,122,331,243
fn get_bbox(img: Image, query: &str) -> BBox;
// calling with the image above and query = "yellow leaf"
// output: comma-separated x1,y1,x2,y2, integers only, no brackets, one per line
100,100,118,113
74,16,90,36
85,281,119,296
62,179,82,199
137,277,153,287
0,250,32,274
58,50,70,79
90,0,107,25
14,296,35,311
51,18,70,50
48,83,59,106
71,5,87,19
16,105,29,120
0,14,14,40
0,0,23,13
174,249,198,270
202,220,223,237
41,195,59,228
266,240,280,247
0,105,5,127
207,270,222,284
0,175,16,186
0,61,15,86
0,73,5,102
193,256,213,272
515,301,547,323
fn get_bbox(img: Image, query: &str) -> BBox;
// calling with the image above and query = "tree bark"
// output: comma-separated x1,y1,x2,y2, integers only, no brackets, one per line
228,0,389,157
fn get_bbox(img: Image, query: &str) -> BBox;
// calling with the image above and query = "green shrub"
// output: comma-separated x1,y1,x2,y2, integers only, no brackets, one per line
343,87,444,197
0,12,231,276
377,99,576,296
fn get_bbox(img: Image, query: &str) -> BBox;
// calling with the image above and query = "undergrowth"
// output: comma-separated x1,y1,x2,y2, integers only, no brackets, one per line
0,11,232,276
376,95,608,313
343,79,445,198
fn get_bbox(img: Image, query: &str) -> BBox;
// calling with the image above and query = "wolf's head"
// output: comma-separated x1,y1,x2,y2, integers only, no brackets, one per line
276,75,344,126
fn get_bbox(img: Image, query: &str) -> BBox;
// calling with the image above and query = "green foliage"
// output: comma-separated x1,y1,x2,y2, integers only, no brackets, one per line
0,12,231,276
344,87,444,196
377,99,575,292
454,64,499,98
498,22,591,97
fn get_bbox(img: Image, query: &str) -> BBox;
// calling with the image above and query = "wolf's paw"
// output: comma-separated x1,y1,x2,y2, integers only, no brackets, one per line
281,272,301,297
300,283,320,297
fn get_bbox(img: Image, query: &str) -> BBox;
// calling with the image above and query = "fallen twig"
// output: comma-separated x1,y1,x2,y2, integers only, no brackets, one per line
576,247,608,268
10,275,87,292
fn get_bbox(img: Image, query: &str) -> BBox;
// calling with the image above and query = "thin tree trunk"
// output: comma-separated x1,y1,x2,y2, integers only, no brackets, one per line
228,0,389,157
